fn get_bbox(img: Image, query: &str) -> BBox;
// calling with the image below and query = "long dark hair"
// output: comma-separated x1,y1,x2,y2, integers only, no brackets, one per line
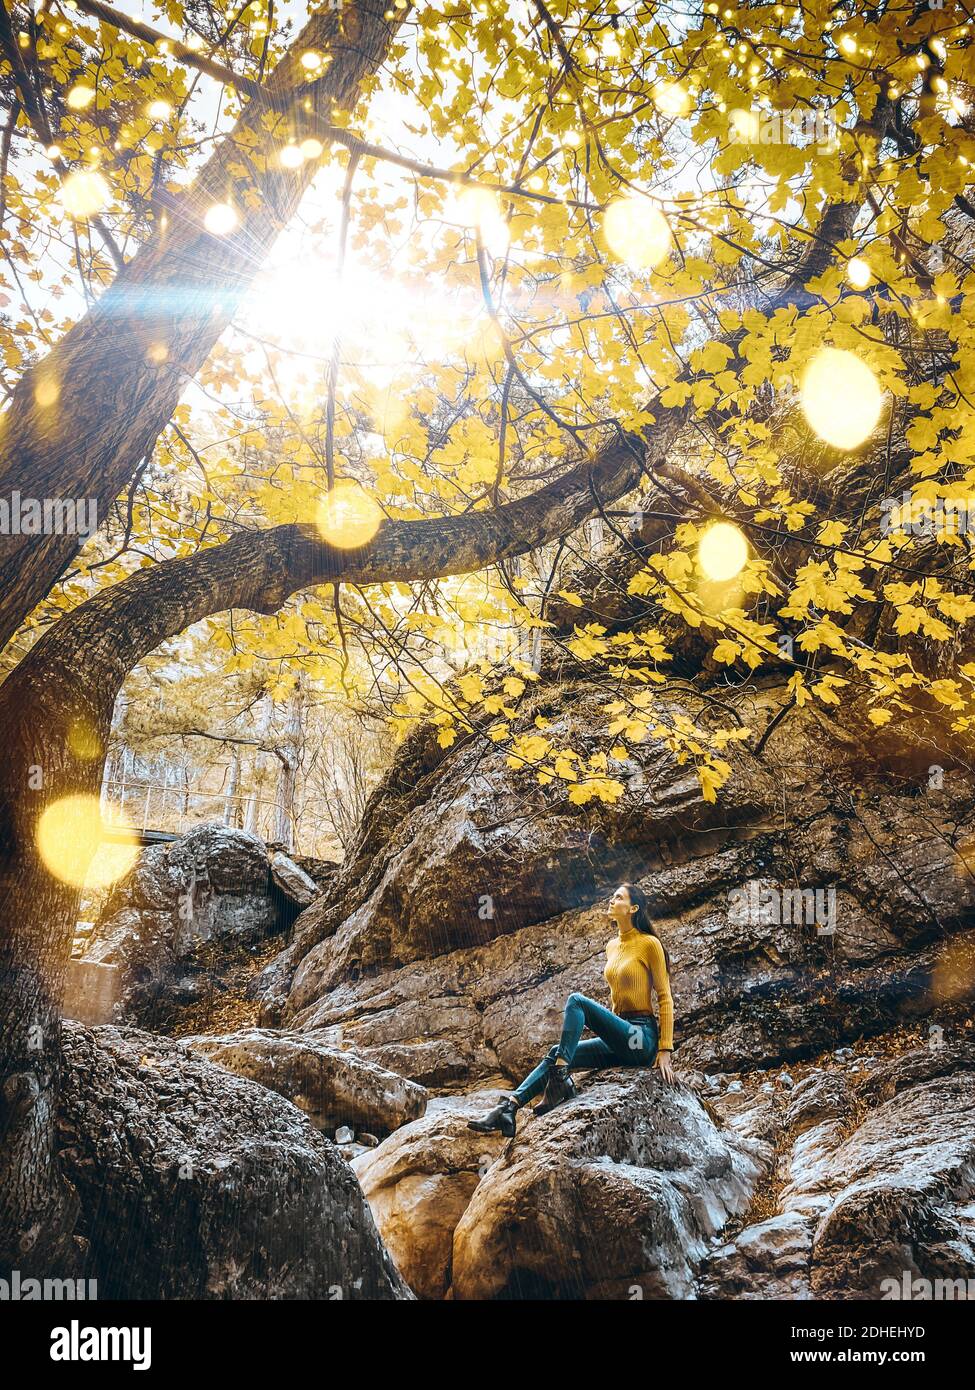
621,882,671,972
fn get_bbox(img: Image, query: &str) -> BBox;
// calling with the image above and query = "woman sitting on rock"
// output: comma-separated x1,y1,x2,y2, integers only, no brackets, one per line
469,882,677,1138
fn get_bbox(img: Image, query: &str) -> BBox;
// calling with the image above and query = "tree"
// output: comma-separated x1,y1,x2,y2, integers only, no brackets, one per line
1,0,407,1272
2,0,975,1274
0,0,403,648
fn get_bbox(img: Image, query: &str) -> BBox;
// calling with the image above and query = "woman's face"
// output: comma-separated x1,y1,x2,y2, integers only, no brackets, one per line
610,885,635,920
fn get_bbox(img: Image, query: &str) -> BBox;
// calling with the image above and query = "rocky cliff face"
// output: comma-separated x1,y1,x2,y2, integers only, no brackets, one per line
255,679,973,1079
231,655,975,1298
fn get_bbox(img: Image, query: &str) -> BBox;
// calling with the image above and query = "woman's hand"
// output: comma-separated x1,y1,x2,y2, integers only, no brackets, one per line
655,1050,677,1086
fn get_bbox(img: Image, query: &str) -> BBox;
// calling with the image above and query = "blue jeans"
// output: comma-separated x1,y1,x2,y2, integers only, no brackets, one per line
511,992,658,1105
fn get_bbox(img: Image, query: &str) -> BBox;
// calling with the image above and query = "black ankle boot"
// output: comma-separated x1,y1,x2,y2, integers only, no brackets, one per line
468,1097,518,1138
535,1064,576,1116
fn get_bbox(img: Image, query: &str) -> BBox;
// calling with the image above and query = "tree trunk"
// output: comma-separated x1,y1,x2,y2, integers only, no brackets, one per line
272,683,304,851
224,748,242,828
0,0,402,651
272,755,298,851
179,763,191,823
0,666,110,1274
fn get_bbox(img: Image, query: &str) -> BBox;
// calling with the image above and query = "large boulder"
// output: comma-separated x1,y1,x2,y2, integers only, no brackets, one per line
56,1022,410,1300
450,1071,766,1300
270,852,321,908
83,825,281,1027
183,1027,428,1138
353,1092,509,1300
355,1071,767,1300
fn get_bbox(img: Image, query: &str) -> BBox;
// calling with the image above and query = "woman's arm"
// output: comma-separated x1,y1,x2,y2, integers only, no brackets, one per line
643,936,678,1085
643,936,674,1051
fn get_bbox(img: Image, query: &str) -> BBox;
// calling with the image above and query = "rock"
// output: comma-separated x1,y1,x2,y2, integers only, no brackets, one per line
711,1075,786,1146
254,681,975,1083
811,1048,975,1298
84,825,280,1026
702,1043,975,1300
270,903,616,1086
183,1028,427,1137
62,960,119,1026
777,1072,795,1089
353,1093,509,1300
355,1074,767,1301
785,1070,855,1133
57,1022,410,1300
270,851,321,908
449,1071,768,1299
702,1211,814,1300
293,854,340,891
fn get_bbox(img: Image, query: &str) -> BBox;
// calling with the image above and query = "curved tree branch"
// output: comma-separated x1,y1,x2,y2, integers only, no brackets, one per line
7,189,864,712
0,0,404,651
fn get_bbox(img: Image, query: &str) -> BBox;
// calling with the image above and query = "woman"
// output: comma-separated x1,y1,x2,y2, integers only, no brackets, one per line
469,882,677,1139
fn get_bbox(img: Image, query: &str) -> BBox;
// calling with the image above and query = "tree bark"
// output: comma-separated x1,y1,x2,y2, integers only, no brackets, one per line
0,0,403,651
0,676,99,1274
272,682,304,851
224,747,242,828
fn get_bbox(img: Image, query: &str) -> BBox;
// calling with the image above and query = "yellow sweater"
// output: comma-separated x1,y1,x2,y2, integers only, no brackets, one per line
604,925,674,1051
